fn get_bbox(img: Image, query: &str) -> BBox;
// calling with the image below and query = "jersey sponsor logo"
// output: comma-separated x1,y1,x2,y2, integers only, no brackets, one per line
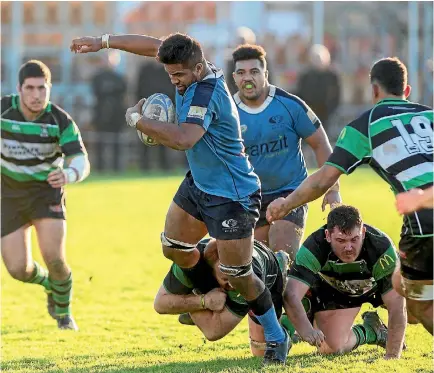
187,106,207,120
245,135,288,157
379,254,395,270
269,115,284,124
240,124,248,133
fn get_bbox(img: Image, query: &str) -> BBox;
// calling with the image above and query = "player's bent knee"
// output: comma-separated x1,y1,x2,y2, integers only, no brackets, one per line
318,341,346,355
7,264,32,282
202,329,226,342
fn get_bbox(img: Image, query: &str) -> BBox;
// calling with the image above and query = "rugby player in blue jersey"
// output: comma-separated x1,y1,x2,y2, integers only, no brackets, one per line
71,33,291,364
231,45,341,259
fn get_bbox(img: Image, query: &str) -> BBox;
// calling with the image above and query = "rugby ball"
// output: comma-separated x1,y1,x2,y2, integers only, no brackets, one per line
137,93,175,146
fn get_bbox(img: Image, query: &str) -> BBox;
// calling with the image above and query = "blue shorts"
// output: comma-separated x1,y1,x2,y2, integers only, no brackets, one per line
173,171,261,240
256,190,308,228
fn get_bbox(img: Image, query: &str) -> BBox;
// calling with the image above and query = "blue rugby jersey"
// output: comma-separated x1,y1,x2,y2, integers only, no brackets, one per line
176,63,260,200
234,85,320,194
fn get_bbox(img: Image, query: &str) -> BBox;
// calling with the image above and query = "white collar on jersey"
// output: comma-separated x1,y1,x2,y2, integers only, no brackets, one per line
233,85,276,114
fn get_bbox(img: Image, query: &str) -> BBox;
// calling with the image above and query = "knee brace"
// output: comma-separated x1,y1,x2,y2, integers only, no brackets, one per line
160,232,197,252
219,260,253,277
402,277,434,301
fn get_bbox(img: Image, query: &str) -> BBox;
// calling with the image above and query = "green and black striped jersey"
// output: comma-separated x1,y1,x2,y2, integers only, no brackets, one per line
326,98,433,237
1,94,86,194
163,238,281,318
289,224,397,298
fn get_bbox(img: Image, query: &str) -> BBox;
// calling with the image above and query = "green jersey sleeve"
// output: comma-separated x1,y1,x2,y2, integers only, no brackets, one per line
372,245,398,295
326,112,372,174
163,264,194,295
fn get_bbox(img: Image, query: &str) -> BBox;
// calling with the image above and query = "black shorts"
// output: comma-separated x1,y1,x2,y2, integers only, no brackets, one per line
304,281,384,318
1,187,66,237
249,268,284,325
256,190,308,228
173,171,261,240
399,235,433,281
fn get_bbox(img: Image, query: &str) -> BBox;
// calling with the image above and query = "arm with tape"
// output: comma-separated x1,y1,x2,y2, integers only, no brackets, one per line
63,154,90,184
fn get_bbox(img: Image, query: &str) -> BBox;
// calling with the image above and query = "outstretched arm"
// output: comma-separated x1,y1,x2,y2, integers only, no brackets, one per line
267,165,343,223
70,34,162,57
395,187,434,214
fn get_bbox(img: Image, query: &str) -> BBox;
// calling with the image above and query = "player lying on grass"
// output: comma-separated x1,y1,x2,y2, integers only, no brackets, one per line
284,205,406,359
154,237,293,357
267,57,433,335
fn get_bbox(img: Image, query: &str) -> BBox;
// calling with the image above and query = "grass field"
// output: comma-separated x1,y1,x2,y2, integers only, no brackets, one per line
1,168,433,373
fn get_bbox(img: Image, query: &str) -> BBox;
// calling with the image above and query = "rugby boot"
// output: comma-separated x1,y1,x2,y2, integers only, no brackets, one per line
57,315,79,331
262,328,292,366
362,311,388,348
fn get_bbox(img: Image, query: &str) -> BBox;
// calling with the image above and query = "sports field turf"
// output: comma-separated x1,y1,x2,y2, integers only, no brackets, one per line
2,169,432,372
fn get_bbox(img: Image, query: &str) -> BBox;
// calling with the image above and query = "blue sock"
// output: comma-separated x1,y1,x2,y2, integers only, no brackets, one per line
255,307,286,343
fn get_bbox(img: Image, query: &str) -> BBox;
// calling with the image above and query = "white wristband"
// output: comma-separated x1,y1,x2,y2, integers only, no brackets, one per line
101,34,110,49
128,112,142,128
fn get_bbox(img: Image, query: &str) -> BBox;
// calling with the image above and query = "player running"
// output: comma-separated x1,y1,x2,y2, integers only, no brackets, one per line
70,33,290,364
231,44,340,259
284,205,406,359
267,57,433,334
1,60,90,330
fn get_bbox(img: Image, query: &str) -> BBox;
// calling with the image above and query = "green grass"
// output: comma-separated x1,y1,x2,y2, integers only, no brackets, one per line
2,168,433,373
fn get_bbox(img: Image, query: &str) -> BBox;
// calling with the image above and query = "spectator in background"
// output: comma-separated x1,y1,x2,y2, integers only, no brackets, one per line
136,59,176,171
225,27,274,95
91,51,127,172
296,45,341,137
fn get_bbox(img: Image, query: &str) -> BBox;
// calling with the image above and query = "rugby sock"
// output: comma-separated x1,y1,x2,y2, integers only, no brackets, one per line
24,261,50,291
50,272,73,317
351,324,377,349
247,287,286,343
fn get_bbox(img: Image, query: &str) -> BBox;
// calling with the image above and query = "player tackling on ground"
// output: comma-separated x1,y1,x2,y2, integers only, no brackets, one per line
267,57,433,334
71,33,290,364
230,44,341,259
1,60,90,330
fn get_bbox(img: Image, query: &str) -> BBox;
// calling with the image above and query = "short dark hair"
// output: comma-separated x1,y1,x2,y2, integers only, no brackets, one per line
232,44,267,69
327,205,363,235
370,57,407,96
19,60,51,86
158,33,204,68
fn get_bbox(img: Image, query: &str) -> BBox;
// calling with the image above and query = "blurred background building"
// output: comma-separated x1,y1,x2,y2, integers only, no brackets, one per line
1,1,433,172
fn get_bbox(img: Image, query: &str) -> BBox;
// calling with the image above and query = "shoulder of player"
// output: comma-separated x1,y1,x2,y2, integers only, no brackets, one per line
273,87,309,111
1,94,14,114
363,223,394,253
48,102,75,126
301,226,329,255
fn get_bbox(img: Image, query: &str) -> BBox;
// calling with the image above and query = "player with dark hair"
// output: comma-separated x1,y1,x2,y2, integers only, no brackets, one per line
1,60,90,330
154,238,293,357
284,205,406,359
231,44,340,259
267,57,433,334
70,33,291,364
